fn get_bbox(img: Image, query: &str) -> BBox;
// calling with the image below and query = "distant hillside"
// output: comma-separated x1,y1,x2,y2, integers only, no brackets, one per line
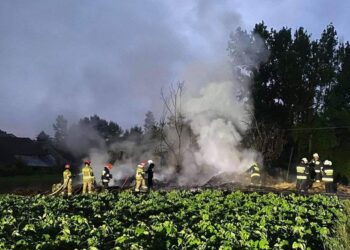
0,129,15,138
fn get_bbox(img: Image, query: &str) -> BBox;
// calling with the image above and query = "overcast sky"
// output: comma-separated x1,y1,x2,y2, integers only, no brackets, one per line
1,0,349,138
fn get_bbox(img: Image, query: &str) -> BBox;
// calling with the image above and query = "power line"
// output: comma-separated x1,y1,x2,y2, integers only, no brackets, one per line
286,126,350,131
249,125,350,131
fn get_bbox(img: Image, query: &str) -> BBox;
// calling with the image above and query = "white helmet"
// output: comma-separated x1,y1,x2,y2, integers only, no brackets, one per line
324,160,332,166
313,153,319,159
301,158,308,164
148,160,153,164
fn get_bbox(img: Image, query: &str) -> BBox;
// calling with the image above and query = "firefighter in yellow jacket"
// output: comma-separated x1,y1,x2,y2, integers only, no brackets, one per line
249,162,261,185
62,163,72,196
82,160,94,194
135,161,147,192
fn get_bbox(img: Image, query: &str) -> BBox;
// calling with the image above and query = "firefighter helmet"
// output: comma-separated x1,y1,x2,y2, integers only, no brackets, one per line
139,161,147,167
84,160,91,165
324,160,332,166
148,160,153,164
312,153,319,159
301,158,308,164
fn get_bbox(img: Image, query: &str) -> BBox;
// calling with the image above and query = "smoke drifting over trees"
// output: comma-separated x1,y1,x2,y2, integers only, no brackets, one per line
0,0,244,137
1,1,350,181
45,21,350,184
48,22,268,185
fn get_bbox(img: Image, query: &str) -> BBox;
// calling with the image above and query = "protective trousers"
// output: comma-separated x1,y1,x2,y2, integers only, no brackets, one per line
325,182,334,193
63,179,72,196
83,177,92,194
135,178,146,192
147,177,153,189
296,174,308,192
102,181,109,191
251,176,260,185
301,179,309,192
296,179,302,191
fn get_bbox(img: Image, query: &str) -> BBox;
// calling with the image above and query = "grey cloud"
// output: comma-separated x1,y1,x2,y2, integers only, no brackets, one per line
0,0,349,137
0,1,192,137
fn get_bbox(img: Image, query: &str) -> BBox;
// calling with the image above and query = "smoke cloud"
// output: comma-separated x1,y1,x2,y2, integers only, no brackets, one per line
1,0,268,185
64,0,268,186
173,26,265,186
178,62,260,185
1,1,349,138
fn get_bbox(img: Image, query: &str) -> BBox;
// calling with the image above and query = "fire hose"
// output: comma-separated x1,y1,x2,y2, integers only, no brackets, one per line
121,175,132,189
48,179,69,196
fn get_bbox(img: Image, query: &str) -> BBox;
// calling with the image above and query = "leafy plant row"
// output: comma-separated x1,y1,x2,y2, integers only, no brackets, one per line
0,190,345,249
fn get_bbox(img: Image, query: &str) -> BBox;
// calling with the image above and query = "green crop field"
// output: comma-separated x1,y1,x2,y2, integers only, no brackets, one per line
0,190,349,249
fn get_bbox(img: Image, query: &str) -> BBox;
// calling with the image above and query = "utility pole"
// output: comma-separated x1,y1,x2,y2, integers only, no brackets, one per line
286,146,294,181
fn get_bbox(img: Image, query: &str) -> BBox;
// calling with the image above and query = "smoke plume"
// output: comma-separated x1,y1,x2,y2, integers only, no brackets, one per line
177,61,260,185
61,1,268,186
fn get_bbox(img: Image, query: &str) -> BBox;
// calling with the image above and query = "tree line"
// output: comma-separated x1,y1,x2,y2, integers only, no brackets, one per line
37,111,159,161
25,22,350,181
229,22,350,180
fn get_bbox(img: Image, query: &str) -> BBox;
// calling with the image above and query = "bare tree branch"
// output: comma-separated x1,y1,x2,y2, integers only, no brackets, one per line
158,81,186,170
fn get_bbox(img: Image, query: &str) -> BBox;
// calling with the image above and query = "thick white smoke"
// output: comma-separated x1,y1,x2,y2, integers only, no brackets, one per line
74,58,264,187
65,1,268,187
85,28,267,188
170,60,260,185
88,149,135,186
86,138,159,186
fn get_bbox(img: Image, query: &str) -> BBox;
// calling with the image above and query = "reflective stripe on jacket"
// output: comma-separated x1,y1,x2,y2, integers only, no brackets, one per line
296,163,309,180
322,166,334,182
251,173,260,177
322,177,334,182
102,167,112,183
296,175,307,180
296,166,306,173
250,165,260,178
324,169,334,175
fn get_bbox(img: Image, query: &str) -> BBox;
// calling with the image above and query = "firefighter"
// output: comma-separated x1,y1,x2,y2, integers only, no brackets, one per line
82,160,94,194
296,158,309,192
135,161,147,192
62,163,73,196
249,162,261,185
310,153,322,182
322,160,335,193
146,160,155,190
101,163,113,191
